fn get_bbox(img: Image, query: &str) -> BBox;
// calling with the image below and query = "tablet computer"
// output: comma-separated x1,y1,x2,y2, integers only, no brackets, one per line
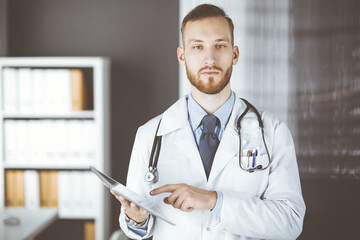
89,166,176,226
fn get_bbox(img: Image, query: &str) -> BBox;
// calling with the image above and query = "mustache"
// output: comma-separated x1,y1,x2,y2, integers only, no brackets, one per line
198,66,223,73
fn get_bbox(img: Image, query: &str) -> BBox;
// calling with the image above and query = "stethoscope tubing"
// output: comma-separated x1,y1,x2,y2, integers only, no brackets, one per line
238,98,271,173
148,119,162,171
146,98,271,183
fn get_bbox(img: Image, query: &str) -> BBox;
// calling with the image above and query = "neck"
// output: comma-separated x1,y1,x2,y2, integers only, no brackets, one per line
191,84,231,114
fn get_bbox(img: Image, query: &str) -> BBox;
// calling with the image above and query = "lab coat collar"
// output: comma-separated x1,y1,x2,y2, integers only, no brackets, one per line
157,93,245,136
157,93,244,136
157,96,189,136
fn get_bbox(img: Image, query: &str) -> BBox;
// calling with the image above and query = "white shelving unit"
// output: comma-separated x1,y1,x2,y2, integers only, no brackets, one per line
0,57,111,240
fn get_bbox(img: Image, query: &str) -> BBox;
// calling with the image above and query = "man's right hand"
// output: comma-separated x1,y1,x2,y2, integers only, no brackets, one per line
111,190,149,223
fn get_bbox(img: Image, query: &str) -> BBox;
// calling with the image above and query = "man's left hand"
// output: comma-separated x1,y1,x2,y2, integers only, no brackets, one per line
150,184,217,212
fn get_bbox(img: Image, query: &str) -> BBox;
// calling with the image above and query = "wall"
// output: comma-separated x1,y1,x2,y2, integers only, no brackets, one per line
6,0,360,239
291,0,360,239
6,0,179,238
0,0,7,56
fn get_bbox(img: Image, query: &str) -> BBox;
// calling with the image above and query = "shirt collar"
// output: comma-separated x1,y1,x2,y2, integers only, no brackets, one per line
187,91,235,130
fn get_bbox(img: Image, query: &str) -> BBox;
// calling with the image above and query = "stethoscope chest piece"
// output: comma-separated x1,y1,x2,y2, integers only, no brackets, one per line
145,167,159,183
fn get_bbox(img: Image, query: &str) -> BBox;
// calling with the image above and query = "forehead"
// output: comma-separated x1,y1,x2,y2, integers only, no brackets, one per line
183,16,231,43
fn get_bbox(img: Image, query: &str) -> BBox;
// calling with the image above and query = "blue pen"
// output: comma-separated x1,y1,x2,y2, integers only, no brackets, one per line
252,149,256,167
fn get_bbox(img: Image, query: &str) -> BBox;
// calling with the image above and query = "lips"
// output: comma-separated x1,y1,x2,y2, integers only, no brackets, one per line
201,70,220,75
199,66,222,75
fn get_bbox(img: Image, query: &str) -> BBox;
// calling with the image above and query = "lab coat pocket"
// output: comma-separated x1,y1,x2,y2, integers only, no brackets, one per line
240,148,269,171
226,154,270,196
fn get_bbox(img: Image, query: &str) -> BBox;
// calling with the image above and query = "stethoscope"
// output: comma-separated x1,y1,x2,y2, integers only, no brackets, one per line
144,98,271,183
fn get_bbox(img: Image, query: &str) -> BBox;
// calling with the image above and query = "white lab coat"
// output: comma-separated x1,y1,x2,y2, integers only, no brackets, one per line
119,95,305,240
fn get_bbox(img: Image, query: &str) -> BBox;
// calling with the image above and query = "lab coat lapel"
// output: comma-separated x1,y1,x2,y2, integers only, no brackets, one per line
175,123,207,179
208,97,246,182
157,96,206,180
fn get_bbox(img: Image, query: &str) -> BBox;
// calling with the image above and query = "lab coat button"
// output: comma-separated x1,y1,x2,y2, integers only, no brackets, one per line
206,227,210,231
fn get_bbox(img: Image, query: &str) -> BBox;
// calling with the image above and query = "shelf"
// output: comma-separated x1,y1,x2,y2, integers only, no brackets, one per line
59,216,96,220
2,111,95,120
0,57,106,68
4,162,95,170
0,57,110,240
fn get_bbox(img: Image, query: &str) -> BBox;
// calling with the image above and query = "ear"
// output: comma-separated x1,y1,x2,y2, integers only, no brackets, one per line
232,46,239,65
177,47,185,66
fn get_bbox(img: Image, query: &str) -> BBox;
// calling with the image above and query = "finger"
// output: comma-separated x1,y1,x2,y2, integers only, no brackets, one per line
186,207,195,212
120,199,131,208
130,202,140,210
110,190,119,197
180,201,190,212
150,184,179,195
139,208,149,215
179,198,195,212
115,194,129,205
117,196,130,207
118,195,126,202
173,194,187,209
166,190,182,205
129,202,148,215
110,190,126,203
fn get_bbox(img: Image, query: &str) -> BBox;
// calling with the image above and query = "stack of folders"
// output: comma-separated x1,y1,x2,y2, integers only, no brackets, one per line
4,120,96,166
58,171,99,218
5,170,98,218
2,68,88,114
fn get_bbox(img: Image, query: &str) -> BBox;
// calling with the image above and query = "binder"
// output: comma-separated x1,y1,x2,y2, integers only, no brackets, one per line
53,69,71,112
39,170,58,207
3,68,18,113
15,170,25,206
72,171,82,216
32,69,45,113
24,170,40,209
4,120,17,163
58,171,71,217
71,69,87,111
84,221,95,240
4,170,14,206
4,170,25,207
39,170,48,207
49,171,58,207
18,68,33,113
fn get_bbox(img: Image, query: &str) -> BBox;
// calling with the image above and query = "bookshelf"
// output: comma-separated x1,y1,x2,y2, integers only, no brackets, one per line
0,57,111,240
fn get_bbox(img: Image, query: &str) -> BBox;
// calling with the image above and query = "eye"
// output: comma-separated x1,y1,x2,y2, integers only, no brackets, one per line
193,45,202,50
216,44,226,49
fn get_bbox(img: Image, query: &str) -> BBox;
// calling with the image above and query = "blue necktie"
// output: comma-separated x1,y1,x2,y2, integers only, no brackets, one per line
199,115,220,179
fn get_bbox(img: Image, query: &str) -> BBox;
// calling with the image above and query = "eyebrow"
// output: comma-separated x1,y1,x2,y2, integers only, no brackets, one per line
214,38,230,42
188,39,203,44
187,38,230,44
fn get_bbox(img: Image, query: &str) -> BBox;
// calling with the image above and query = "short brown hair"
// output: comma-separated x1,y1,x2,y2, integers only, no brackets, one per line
181,4,234,45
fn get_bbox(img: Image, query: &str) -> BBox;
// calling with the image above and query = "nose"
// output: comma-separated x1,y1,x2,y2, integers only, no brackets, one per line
204,49,217,66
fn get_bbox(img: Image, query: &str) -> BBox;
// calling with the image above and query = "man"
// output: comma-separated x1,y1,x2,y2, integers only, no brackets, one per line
113,4,305,240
